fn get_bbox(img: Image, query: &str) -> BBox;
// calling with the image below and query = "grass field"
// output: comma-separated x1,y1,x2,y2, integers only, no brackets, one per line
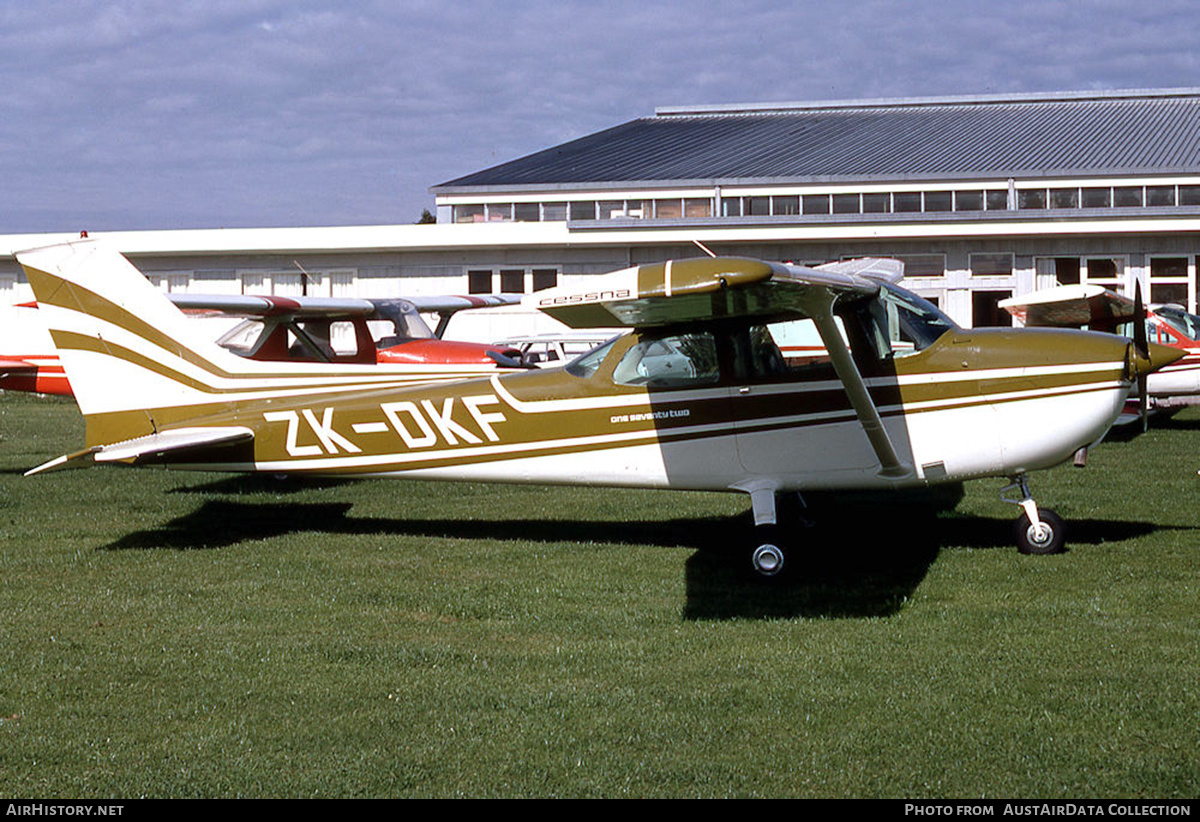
1,391,1197,798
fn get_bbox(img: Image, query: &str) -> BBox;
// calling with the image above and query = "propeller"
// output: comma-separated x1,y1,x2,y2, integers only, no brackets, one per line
1133,280,1149,431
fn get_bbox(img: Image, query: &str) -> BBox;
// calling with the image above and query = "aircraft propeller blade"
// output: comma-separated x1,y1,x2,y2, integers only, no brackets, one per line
1134,281,1149,431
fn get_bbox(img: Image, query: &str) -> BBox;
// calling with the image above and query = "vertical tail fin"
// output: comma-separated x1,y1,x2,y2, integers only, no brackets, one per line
17,240,251,441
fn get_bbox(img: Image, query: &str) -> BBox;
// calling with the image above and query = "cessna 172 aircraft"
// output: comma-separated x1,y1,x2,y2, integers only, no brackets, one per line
17,241,1181,573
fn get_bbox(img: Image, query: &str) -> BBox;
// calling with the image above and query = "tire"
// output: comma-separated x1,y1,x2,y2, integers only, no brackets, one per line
1013,508,1066,555
749,527,787,577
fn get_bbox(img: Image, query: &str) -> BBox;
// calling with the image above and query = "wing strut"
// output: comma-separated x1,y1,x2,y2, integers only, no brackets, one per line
805,289,912,480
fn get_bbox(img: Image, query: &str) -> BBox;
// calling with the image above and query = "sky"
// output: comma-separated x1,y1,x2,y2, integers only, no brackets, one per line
3,0,1199,234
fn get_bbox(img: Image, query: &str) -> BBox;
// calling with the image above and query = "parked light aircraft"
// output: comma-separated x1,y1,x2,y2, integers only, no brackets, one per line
0,302,71,396
1,287,524,398
17,241,1182,573
1000,284,1200,424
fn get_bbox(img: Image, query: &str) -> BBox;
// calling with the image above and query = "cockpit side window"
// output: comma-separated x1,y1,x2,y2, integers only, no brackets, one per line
612,332,720,388
733,321,839,382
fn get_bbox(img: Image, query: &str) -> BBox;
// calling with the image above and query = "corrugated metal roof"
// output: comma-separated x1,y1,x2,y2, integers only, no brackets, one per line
435,90,1200,191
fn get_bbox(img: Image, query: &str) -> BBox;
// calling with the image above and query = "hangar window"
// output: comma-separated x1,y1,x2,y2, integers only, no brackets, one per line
467,266,561,294
721,197,742,217
773,195,800,215
514,203,541,221
1049,189,1079,209
1018,189,1047,209
862,193,890,213
954,191,983,211
970,253,1013,276
569,201,597,221
625,200,649,219
655,199,683,219
1147,186,1176,207
685,198,713,218
892,192,921,212
454,204,485,223
1150,257,1190,305
985,190,1009,210
1180,186,1200,206
833,194,860,214
468,270,493,294
1036,257,1081,286
532,269,558,291
598,201,626,219
486,203,513,221
1084,258,1124,291
892,254,946,278
1114,187,1143,207
542,202,568,221
746,197,770,216
802,194,830,214
924,191,953,212
500,269,525,293
1081,188,1112,208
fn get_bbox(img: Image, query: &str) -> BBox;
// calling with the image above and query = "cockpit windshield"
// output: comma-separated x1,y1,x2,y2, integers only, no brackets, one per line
565,336,619,378
369,301,436,346
854,283,958,359
1153,306,1200,341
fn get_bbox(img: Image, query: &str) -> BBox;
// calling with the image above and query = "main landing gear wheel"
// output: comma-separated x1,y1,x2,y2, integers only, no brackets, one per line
749,527,787,577
751,542,786,576
1012,508,1066,555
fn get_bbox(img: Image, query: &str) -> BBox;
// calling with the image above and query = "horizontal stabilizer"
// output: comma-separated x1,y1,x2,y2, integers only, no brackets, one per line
0,358,38,373
25,426,253,476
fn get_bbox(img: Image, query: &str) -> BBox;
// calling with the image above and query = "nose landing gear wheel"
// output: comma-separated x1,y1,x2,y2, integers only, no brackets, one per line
1012,508,1066,555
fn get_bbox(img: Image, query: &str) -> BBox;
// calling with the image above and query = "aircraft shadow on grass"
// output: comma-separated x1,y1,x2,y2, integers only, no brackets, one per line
97,495,1189,621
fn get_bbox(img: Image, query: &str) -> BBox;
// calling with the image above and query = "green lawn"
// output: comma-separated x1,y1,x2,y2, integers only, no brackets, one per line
1,392,1197,798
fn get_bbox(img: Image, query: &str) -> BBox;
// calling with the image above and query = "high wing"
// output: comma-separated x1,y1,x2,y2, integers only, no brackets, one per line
168,294,376,318
529,256,912,480
526,256,900,329
999,285,1135,330
168,292,521,338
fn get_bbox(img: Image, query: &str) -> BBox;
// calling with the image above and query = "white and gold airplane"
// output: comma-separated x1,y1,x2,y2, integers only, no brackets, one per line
17,241,1182,573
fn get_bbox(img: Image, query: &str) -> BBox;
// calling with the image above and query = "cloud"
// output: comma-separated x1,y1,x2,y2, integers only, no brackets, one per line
1,0,1199,231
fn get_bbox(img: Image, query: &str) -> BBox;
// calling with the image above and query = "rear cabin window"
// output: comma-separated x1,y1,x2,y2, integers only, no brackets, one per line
612,332,720,388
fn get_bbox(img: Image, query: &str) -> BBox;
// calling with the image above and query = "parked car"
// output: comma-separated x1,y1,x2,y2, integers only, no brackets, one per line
492,331,621,367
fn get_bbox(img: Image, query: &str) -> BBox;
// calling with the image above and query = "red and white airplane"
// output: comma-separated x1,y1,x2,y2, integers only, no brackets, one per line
1,290,527,398
1000,284,1200,424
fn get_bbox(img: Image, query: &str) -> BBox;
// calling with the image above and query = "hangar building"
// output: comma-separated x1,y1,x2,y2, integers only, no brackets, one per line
4,87,1200,336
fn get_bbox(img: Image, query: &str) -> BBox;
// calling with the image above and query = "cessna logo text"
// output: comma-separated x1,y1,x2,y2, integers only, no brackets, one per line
538,288,631,307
